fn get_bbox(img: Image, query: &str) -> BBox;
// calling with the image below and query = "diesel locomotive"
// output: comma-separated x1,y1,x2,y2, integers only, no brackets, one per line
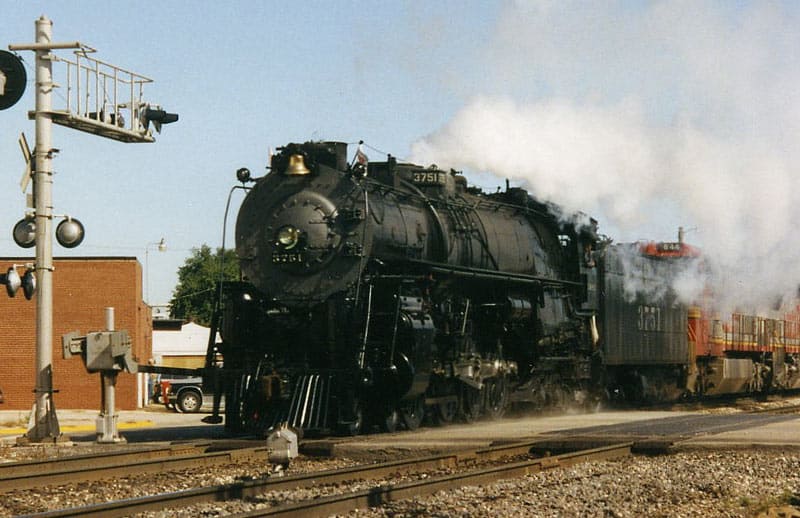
203,140,800,435
599,239,800,402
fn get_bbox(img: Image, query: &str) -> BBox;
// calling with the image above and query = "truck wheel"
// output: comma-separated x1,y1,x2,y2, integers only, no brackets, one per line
178,390,202,413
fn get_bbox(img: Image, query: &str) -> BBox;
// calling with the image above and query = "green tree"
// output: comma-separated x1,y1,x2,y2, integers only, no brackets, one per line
169,245,239,325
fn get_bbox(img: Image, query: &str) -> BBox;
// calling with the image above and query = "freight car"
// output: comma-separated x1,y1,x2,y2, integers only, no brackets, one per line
205,141,601,434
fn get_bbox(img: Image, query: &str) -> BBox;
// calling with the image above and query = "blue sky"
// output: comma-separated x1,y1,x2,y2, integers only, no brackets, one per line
1,1,498,304
3,1,800,311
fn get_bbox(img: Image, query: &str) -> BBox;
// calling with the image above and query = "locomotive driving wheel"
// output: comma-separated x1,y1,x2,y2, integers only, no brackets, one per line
459,385,482,422
484,376,509,420
381,406,401,433
435,396,458,425
338,401,364,436
400,396,425,431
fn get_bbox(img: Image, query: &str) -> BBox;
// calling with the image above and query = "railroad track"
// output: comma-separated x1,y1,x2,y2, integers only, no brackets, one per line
21,440,637,518
0,441,268,493
11,402,797,516
750,403,800,415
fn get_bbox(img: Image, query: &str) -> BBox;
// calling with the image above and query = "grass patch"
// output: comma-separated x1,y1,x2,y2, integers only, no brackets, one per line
740,490,800,515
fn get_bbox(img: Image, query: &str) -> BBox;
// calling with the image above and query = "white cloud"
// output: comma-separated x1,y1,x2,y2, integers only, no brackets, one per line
412,1,800,313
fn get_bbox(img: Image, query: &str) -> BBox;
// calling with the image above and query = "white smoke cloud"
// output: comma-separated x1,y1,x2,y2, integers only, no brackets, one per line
410,1,800,315
410,96,663,227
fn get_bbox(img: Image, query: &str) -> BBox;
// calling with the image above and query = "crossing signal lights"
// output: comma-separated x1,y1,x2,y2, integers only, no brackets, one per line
1,265,35,300
13,215,85,249
21,269,35,300
12,217,35,248
4,268,20,297
55,218,85,248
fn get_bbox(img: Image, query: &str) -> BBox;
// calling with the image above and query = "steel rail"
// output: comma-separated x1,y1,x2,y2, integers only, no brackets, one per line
0,444,268,494
21,441,633,518
0,443,205,481
751,403,800,415
241,443,633,518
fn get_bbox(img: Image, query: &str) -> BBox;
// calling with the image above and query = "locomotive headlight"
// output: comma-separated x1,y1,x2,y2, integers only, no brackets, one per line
276,225,301,249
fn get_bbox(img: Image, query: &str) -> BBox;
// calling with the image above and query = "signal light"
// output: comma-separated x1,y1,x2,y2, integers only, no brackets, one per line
12,217,35,248
55,218,85,248
13,215,86,249
21,268,35,300
3,267,20,298
139,104,178,134
0,265,35,300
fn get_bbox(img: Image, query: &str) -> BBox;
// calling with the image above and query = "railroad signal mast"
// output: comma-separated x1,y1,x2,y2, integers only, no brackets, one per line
6,16,177,443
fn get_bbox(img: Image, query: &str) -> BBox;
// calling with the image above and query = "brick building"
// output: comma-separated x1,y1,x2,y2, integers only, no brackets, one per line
0,257,151,411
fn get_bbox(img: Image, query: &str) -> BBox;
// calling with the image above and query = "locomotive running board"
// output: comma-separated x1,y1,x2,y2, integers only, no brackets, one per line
401,259,583,288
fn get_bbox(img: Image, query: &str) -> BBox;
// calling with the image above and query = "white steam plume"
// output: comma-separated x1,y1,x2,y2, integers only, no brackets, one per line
410,2,800,315
410,97,663,228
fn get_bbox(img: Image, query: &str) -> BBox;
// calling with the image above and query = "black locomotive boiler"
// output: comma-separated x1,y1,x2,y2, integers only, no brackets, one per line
207,141,602,434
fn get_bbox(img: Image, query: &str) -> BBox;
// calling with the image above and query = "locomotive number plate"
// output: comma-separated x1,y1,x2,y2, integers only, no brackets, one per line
272,252,304,264
412,171,445,185
656,242,682,252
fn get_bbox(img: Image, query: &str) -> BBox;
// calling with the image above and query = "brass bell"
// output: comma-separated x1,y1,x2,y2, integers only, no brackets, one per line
285,154,311,176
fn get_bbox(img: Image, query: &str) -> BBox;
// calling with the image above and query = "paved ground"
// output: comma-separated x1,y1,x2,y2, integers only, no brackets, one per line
681,415,800,448
0,405,214,443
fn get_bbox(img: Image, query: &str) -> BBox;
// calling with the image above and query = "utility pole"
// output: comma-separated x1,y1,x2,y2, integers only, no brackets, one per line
9,17,78,442
30,16,58,442
9,16,177,443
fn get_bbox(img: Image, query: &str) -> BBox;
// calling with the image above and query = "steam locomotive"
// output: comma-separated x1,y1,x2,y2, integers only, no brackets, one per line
203,141,800,434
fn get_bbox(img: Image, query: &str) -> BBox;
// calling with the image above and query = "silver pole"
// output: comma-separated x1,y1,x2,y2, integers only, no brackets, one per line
105,306,115,331
29,15,58,442
10,16,83,444
98,307,123,443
